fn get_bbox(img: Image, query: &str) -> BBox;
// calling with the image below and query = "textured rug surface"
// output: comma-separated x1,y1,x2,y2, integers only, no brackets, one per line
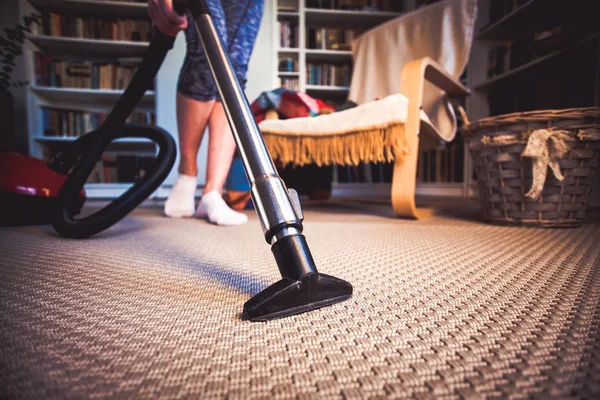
1,200,599,399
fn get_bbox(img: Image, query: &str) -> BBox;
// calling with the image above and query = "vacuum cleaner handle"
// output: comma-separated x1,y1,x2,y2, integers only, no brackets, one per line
51,28,177,239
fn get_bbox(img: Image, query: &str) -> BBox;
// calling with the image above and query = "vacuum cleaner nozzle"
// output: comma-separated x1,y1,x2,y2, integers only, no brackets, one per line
243,234,353,321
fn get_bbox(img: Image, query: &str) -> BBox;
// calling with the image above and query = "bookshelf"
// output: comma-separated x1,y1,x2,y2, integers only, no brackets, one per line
465,0,600,200
22,0,158,198
27,0,149,18
467,0,600,118
32,87,155,110
304,7,400,26
275,0,405,102
28,34,149,59
473,32,600,92
11,0,278,200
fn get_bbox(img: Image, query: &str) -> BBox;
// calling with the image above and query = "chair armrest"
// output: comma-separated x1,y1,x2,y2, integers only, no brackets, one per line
401,56,470,98
423,57,470,97
400,57,470,143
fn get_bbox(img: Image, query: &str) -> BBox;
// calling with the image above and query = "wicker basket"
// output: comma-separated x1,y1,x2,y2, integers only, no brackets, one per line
460,107,600,228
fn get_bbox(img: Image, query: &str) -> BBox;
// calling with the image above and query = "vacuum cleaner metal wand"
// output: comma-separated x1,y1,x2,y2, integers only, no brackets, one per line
184,0,352,321
191,11,300,243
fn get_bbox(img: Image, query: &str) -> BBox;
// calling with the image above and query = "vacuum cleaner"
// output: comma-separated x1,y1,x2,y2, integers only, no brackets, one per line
6,0,353,321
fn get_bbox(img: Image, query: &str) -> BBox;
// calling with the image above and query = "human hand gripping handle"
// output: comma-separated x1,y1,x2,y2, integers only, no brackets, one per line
148,0,188,36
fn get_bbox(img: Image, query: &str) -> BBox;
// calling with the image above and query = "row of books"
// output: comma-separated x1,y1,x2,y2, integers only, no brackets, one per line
334,144,465,184
280,77,300,91
306,0,404,12
306,63,351,87
278,57,298,72
306,28,361,51
417,141,465,183
35,54,144,90
34,11,151,42
336,163,393,183
279,21,299,48
42,108,156,138
88,155,156,184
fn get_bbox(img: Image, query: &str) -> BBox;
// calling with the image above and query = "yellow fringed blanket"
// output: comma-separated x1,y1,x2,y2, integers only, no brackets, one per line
258,94,409,167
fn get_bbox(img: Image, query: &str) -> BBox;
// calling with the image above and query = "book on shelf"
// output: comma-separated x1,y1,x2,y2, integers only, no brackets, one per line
416,138,464,183
279,21,299,48
280,77,300,91
35,53,148,90
278,57,297,72
306,27,361,51
42,107,156,138
34,11,151,42
306,62,351,86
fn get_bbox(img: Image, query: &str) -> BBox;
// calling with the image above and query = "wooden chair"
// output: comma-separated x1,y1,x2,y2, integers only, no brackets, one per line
391,57,470,218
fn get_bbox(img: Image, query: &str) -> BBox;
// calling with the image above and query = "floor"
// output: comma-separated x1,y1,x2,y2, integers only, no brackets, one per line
1,198,599,399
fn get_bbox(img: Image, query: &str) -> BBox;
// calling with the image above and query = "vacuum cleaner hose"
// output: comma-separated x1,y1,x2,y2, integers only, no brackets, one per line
51,28,178,238
52,125,176,239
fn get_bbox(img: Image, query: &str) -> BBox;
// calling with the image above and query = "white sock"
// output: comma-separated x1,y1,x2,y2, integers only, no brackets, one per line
164,174,197,218
195,190,248,226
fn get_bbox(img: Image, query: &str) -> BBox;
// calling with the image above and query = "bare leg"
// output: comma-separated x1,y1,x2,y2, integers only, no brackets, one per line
203,101,237,193
196,101,248,226
163,93,215,218
176,93,215,177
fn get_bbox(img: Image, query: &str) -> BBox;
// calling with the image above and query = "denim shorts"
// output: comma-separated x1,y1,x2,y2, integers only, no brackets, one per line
177,0,264,102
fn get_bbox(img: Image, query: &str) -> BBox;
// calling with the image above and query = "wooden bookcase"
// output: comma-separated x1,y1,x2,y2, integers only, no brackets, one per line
21,0,159,199
275,0,403,100
466,0,600,120
14,0,278,200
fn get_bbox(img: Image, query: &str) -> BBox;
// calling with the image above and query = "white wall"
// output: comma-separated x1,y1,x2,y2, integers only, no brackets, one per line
156,0,276,193
155,33,191,189
245,0,278,105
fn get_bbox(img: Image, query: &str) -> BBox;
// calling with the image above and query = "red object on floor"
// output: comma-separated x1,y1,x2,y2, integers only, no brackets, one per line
0,152,85,226
0,152,84,197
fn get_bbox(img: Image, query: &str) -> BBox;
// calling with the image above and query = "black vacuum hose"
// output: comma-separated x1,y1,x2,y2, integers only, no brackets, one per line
51,125,175,239
50,28,178,238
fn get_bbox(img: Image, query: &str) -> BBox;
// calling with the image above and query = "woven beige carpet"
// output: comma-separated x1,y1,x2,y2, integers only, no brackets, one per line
1,200,599,399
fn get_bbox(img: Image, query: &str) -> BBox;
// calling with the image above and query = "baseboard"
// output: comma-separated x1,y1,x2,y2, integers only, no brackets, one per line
331,182,465,198
93,182,469,201
152,185,204,200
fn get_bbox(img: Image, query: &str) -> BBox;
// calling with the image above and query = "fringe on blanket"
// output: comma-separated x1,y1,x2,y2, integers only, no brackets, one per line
261,122,408,167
